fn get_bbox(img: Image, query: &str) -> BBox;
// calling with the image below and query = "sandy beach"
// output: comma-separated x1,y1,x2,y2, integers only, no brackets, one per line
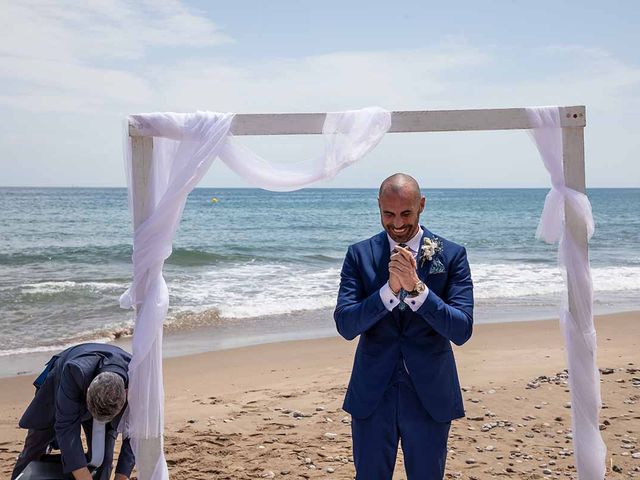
1,310,638,479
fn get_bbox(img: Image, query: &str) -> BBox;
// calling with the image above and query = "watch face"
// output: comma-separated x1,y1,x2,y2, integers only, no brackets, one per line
409,281,425,297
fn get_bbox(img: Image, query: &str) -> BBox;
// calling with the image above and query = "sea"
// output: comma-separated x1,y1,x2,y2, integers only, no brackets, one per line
0,187,638,376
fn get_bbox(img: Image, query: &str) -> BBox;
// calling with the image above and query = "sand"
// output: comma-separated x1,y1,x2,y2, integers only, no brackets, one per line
1,311,638,479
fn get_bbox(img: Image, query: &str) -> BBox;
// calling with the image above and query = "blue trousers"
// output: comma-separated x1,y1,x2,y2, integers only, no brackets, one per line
351,361,451,480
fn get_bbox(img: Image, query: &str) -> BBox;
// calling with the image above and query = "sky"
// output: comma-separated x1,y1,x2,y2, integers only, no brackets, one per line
0,0,638,188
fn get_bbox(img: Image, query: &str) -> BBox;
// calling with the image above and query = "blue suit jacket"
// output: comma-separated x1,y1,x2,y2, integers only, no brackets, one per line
334,227,473,422
19,343,135,476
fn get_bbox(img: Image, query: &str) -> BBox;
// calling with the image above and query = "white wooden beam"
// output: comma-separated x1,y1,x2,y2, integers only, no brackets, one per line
131,136,154,229
563,126,588,314
129,106,585,137
129,135,163,480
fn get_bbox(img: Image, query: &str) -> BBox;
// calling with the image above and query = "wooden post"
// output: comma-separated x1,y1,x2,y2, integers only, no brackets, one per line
562,125,588,317
129,135,164,480
131,136,154,229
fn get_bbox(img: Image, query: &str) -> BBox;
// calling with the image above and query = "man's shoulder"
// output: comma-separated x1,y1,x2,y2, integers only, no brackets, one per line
431,232,464,251
423,229,467,261
347,231,386,251
61,343,132,362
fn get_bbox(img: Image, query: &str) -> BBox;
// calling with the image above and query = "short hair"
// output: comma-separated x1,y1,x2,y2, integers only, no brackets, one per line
86,372,126,422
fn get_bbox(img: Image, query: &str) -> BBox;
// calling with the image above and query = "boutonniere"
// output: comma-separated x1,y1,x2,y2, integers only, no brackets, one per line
420,236,443,268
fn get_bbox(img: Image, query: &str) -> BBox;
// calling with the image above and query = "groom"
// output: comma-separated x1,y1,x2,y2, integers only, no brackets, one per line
334,173,474,479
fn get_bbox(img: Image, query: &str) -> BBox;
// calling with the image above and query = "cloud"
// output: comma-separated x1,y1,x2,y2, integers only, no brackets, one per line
0,0,231,61
150,43,493,113
0,0,231,112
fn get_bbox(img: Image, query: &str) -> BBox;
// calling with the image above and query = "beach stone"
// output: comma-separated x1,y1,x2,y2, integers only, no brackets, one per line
324,432,337,440
632,452,640,459
326,467,335,473
467,415,484,421
261,471,275,478
465,458,477,464
600,367,615,375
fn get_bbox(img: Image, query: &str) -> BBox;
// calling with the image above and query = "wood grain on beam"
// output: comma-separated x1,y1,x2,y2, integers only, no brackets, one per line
129,106,586,137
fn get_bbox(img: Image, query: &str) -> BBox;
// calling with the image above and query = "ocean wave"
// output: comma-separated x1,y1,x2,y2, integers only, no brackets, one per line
7,262,640,307
0,244,133,265
472,263,640,299
18,280,126,296
0,244,333,268
0,334,116,357
1,262,637,357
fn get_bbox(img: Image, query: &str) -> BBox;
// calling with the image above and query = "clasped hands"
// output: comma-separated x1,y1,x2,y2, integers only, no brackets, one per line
388,246,420,296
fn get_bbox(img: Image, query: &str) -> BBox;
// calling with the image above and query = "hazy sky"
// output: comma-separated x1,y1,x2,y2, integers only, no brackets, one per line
1,0,638,188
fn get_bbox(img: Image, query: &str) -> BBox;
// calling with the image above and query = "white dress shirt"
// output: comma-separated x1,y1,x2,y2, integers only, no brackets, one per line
378,226,430,312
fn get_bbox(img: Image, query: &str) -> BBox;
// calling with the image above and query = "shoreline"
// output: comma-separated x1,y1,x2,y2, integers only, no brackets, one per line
0,310,638,478
1,305,638,379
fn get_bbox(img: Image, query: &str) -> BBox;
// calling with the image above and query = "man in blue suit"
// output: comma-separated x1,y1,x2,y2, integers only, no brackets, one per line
334,173,474,479
11,343,135,480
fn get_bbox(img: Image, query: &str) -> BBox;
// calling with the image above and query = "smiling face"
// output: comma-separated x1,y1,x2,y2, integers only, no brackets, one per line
378,177,425,244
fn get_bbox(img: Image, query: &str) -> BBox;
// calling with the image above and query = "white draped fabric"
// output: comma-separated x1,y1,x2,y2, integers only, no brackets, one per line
526,106,605,480
119,107,391,479
119,104,605,480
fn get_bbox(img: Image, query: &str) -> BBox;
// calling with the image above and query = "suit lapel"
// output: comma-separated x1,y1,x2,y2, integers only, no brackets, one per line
371,231,391,288
417,226,435,281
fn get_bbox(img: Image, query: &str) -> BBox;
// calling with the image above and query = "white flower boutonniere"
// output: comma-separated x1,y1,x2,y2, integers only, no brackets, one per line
420,236,443,270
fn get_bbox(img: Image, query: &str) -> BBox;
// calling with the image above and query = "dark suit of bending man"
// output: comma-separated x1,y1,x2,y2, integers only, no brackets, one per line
334,173,474,479
12,343,135,480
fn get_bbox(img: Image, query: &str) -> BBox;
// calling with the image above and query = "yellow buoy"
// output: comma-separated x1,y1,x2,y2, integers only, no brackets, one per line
210,197,219,203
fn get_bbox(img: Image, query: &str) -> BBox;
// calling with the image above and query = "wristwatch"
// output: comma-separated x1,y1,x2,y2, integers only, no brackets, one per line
407,280,426,297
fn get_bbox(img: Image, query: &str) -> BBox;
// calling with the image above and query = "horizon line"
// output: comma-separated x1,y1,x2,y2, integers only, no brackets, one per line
0,185,638,190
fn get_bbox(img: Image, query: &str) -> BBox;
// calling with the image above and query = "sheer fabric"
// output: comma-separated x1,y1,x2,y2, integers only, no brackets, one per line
526,106,606,480
119,105,605,479
120,107,391,479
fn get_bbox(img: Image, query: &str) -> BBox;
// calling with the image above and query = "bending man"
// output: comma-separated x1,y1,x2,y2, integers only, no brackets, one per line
12,343,135,480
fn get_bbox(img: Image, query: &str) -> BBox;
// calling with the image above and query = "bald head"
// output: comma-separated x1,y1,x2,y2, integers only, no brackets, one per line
378,173,421,202
377,173,425,243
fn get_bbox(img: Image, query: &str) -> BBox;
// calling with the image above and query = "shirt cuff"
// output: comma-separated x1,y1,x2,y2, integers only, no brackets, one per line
406,285,430,312
379,282,400,312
